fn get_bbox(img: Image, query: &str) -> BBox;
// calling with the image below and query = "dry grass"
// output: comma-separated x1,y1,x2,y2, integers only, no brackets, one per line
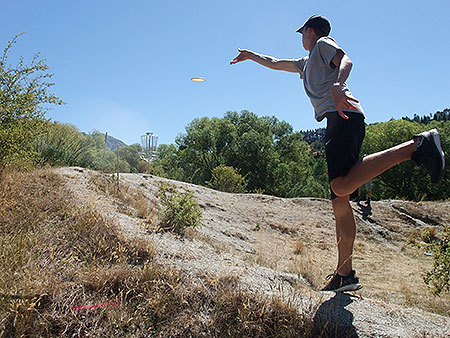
269,222,297,235
184,227,229,255
348,236,450,317
89,173,158,225
292,255,323,290
408,228,422,245
255,233,284,270
0,168,316,337
294,240,305,255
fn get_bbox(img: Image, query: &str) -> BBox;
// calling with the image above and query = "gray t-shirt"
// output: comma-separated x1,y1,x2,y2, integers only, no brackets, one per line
293,36,364,122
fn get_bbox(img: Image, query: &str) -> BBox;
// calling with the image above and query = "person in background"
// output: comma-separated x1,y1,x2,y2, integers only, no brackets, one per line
357,179,372,207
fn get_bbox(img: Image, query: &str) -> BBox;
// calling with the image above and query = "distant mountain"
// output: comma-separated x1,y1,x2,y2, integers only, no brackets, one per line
104,133,127,150
81,132,128,150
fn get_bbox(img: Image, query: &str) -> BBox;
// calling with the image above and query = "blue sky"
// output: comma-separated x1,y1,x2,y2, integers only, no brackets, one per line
2,0,449,146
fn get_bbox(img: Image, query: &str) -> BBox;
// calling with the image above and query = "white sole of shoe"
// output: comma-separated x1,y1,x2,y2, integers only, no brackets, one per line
334,283,363,293
430,129,445,171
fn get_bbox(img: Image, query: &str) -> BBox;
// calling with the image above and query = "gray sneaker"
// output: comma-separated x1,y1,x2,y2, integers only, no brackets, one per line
321,270,362,293
411,129,445,184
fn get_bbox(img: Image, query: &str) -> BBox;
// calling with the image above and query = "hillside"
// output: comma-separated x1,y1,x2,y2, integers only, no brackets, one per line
55,167,450,337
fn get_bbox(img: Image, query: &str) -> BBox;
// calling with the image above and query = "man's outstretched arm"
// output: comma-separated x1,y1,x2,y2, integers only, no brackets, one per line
230,49,298,73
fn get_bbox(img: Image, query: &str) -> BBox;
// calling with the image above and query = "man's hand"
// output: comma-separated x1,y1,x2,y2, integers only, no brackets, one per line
230,49,253,65
330,84,359,119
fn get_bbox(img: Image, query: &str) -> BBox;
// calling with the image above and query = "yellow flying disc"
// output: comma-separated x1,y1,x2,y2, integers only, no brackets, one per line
191,77,206,82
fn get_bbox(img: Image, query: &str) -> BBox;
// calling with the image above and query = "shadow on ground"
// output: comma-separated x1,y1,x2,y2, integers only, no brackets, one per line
312,293,359,338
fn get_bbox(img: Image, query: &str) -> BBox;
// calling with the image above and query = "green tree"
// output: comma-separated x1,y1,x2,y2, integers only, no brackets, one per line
0,34,64,172
78,130,130,173
33,122,91,166
223,111,285,193
176,116,236,184
118,143,142,173
175,110,325,197
150,144,184,180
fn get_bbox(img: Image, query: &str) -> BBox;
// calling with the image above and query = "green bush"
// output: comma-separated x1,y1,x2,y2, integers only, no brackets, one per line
424,225,450,295
207,165,247,193
157,184,202,232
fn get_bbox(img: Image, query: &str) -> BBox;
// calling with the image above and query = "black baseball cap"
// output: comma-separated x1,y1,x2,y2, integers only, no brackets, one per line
296,15,331,35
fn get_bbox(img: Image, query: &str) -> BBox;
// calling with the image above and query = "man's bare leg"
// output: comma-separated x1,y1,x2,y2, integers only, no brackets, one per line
332,195,356,276
331,139,418,197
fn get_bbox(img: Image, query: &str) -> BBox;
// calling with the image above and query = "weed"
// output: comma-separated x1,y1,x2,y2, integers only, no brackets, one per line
422,227,438,244
89,175,202,233
424,225,450,296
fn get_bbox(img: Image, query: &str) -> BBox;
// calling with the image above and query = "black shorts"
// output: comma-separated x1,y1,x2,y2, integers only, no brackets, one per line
325,112,365,199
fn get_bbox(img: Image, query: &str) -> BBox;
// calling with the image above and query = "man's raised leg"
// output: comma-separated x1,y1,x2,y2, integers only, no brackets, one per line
331,139,417,197
332,128,446,197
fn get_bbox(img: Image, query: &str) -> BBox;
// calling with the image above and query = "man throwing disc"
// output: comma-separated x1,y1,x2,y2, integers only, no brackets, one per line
230,15,445,292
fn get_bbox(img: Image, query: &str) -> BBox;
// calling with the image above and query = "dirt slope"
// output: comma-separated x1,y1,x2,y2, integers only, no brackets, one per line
55,167,450,338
